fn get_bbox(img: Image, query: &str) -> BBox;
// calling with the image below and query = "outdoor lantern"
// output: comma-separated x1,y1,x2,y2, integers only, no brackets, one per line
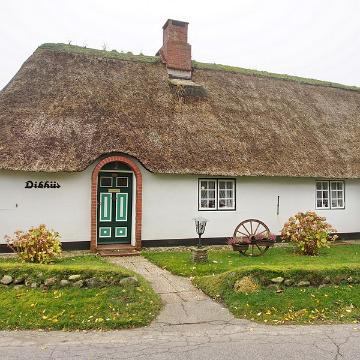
193,217,208,248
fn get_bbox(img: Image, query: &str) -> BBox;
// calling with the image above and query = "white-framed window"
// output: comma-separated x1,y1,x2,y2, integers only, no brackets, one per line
330,181,345,209
316,180,345,209
199,179,236,211
218,180,236,210
199,179,217,210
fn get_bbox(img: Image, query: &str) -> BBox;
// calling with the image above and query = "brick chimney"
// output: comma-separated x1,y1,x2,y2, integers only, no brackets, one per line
157,19,192,79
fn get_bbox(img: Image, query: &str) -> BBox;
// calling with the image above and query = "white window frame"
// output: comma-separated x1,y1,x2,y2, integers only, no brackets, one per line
198,178,236,211
315,180,345,210
217,179,236,210
198,179,217,211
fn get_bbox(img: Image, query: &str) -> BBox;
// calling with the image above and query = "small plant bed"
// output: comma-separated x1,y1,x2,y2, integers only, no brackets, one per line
229,218,276,257
0,255,161,330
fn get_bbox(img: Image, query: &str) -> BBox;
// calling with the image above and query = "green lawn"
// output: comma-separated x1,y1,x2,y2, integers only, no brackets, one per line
207,282,360,324
0,253,120,270
144,245,360,325
0,255,161,330
142,245,360,277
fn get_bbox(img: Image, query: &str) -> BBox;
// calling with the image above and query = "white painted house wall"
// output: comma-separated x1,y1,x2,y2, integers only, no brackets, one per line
1,157,359,245
141,172,360,240
0,169,93,244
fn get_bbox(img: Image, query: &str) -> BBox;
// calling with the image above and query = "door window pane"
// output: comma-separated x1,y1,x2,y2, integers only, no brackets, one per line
116,177,128,187
100,177,112,187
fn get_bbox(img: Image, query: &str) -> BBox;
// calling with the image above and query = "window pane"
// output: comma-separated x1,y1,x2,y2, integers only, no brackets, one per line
209,190,216,198
317,200,322,207
218,180,235,209
329,181,344,208
199,179,218,209
200,181,207,190
323,199,329,207
100,177,112,187
116,177,128,187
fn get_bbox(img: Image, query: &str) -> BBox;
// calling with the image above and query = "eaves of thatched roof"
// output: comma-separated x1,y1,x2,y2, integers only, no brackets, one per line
0,43,359,178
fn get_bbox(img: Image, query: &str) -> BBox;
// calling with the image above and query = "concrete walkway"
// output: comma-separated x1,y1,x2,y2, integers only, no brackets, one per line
108,256,235,326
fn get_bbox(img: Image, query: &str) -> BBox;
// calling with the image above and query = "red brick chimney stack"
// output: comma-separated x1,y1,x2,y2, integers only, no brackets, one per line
157,19,192,79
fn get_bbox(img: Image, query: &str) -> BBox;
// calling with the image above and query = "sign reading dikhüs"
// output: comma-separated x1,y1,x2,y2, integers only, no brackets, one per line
25,181,61,189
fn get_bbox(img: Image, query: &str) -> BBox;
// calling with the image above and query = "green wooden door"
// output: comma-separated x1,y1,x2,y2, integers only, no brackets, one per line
97,171,133,244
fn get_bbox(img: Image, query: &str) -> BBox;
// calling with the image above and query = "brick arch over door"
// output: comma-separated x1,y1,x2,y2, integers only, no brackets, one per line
91,156,143,251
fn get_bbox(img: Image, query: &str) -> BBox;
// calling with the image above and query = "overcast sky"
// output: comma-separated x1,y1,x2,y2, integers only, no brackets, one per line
1,0,359,90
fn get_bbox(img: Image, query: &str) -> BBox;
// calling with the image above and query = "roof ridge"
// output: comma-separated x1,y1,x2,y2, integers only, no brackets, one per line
38,43,160,64
192,60,360,93
38,43,360,93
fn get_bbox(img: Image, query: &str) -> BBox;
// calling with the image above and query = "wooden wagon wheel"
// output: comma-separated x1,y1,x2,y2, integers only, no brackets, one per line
233,219,271,257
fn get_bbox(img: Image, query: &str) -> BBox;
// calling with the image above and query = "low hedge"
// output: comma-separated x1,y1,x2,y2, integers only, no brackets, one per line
0,258,135,288
194,266,360,298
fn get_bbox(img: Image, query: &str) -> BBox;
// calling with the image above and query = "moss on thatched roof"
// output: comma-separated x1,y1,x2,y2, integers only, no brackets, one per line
39,43,360,92
192,61,360,93
0,44,360,178
39,43,160,64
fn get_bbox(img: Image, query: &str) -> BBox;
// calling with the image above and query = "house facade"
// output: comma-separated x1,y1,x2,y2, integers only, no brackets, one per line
1,20,359,252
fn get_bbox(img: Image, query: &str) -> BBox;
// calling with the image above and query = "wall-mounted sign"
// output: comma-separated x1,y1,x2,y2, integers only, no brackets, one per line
25,181,61,189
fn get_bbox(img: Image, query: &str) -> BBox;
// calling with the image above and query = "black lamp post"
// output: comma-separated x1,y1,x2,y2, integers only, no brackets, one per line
194,217,208,248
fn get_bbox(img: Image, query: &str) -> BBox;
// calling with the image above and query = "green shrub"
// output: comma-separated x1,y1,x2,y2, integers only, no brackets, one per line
281,211,337,256
5,224,62,263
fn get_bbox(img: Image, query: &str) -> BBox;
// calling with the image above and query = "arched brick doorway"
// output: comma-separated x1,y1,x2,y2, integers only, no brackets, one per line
91,156,142,252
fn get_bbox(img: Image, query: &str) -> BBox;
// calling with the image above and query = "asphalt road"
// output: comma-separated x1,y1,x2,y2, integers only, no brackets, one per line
1,321,360,360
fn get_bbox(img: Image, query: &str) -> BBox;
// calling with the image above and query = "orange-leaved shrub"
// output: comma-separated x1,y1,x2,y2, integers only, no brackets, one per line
5,224,62,263
281,211,337,256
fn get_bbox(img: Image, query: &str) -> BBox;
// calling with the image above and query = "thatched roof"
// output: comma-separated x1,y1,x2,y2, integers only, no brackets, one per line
1,43,360,178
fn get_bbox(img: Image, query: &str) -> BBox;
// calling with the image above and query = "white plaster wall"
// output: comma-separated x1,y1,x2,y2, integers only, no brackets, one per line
141,170,360,240
0,168,93,243
1,158,359,244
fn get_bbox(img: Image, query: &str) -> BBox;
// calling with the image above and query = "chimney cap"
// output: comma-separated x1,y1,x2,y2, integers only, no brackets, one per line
162,19,189,29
